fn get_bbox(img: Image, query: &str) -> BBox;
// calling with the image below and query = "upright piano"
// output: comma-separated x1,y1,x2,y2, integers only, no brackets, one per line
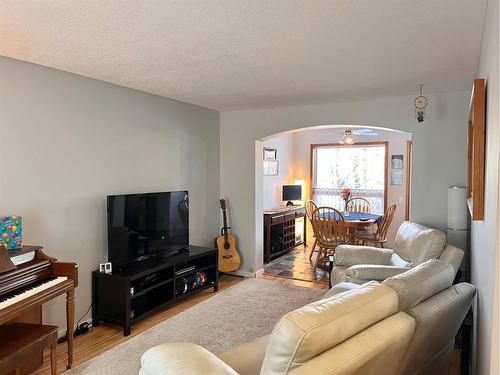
0,246,78,373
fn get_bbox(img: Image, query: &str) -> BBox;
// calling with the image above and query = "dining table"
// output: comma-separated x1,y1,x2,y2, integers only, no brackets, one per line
343,212,383,244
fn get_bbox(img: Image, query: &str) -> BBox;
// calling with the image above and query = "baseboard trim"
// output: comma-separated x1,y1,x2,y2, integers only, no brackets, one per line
227,268,265,278
229,269,256,278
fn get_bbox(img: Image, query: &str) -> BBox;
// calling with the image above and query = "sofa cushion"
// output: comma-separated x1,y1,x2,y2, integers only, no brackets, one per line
261,281,398,375
393,221,446,265
390,253,411,267
382,259,454,311
286,312,415,375
438,243,464,275
217,335,269,375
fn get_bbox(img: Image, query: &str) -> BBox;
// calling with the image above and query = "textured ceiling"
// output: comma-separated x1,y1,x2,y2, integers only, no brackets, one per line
0,0,487,110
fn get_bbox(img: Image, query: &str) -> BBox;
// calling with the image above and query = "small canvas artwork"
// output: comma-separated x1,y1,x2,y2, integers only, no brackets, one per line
263,147,277,160
0,216,23,250
391,171,403,185
391,155,404,169
263,160,279,175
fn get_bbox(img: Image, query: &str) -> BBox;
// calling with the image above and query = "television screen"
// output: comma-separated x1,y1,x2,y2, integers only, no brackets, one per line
107,191,189,267
282,185,302,201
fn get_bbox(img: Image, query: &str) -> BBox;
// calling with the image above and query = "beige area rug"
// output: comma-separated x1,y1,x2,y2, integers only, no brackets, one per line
67,278,325,375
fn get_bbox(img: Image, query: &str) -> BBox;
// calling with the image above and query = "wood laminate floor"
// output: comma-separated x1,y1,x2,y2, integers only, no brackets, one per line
264,244,330,285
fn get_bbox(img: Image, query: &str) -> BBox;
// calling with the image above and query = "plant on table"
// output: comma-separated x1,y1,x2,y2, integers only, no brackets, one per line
340,187,352,215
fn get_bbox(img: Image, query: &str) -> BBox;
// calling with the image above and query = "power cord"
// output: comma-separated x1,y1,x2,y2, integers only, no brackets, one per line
58,304,93,343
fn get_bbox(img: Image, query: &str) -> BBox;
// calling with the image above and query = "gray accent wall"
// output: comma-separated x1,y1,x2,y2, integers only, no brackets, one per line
0,56,220,330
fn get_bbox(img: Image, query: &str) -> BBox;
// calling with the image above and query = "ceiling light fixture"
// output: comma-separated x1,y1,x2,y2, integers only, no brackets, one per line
414,84,428,124
340,130,355,145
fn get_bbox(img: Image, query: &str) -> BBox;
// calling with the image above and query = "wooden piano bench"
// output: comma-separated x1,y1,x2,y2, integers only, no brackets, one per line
0,323,58,375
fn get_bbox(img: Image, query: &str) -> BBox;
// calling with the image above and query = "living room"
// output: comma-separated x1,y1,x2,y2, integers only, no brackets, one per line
0,1,498,374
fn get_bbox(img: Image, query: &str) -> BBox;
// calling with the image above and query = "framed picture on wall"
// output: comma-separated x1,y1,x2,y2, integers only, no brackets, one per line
391,155,404,169
391,171,403,185
467,78,485,220
263,147,277,160
263,160,279,175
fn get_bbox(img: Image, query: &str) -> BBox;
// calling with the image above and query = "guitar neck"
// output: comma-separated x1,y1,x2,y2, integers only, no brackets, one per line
222,209,229,244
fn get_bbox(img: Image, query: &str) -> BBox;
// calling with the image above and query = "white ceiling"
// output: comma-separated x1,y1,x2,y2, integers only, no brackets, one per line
0,0,487,111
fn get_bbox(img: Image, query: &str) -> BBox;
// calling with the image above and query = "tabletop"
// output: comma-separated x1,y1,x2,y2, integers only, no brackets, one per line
343,212,382,225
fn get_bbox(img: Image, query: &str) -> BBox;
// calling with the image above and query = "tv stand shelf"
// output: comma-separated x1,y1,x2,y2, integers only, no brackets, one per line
92,246,218,336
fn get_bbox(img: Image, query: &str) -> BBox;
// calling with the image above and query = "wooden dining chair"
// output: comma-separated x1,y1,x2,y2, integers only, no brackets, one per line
355,204,396,247
305,200,319,261
311,207,349,269
346,197,371,213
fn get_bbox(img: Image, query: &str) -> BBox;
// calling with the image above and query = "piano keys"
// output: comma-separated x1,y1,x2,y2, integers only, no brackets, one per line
0,276,69,309
0,246,78,373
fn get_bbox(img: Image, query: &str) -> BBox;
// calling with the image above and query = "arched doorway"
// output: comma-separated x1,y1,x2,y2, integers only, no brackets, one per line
256,125,413,281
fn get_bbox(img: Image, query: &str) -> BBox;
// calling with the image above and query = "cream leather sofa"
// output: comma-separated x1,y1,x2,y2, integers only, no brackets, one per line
140,260,475,375
330,221,464,286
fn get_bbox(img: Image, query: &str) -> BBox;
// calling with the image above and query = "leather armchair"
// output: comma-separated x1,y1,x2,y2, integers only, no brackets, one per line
330,221,464,286
139,260,475,375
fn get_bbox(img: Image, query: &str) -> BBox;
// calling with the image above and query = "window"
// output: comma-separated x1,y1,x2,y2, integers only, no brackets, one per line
311,143,387,214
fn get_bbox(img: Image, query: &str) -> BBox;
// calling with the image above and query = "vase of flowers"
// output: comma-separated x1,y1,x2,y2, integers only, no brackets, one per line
340,187,352,216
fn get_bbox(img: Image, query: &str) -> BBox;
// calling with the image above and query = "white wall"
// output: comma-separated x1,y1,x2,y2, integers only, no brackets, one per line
0,57,220,330
221,90,468,274
262,133,294,209
470,0,499,373
291,128,411,246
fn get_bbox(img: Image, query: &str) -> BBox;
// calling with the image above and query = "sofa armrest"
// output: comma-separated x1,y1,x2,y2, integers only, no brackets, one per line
140,343,238,375
346,265,411,283
334,245,393,266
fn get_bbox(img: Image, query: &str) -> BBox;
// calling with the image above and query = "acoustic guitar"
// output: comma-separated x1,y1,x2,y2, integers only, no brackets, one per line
215,199,241,273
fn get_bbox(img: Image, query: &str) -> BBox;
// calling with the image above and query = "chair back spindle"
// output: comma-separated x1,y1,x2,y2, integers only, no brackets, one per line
311,207,348,248
305,200,317,221
376,204,397,241
346,197,371,213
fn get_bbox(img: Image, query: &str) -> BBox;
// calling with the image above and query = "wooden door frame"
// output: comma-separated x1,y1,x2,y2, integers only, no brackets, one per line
405,140,412,220
309,141,388,212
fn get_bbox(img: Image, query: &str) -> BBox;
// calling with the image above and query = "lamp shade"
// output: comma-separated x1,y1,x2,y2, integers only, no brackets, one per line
447,187,467,230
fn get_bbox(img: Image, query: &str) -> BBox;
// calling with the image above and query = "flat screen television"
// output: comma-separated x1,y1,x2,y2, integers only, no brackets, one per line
107,191,189,268
282,184,302,206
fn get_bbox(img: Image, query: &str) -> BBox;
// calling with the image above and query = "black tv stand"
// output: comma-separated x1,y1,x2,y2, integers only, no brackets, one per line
115,248,190,273
92,245,218,336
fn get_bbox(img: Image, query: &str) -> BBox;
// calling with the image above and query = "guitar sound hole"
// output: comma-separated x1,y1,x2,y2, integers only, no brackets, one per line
224,243,230,250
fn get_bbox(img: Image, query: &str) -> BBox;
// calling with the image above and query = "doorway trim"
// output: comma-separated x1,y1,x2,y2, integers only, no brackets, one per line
405,140,412,220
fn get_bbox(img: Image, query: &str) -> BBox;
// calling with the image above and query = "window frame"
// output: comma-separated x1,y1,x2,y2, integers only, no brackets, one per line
309,141,388,213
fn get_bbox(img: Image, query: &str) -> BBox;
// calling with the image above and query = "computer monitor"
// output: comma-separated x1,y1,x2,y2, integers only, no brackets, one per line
282,185,302,206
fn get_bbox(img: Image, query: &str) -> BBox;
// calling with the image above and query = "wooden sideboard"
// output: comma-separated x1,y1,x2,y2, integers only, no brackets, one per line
263,206,307,263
